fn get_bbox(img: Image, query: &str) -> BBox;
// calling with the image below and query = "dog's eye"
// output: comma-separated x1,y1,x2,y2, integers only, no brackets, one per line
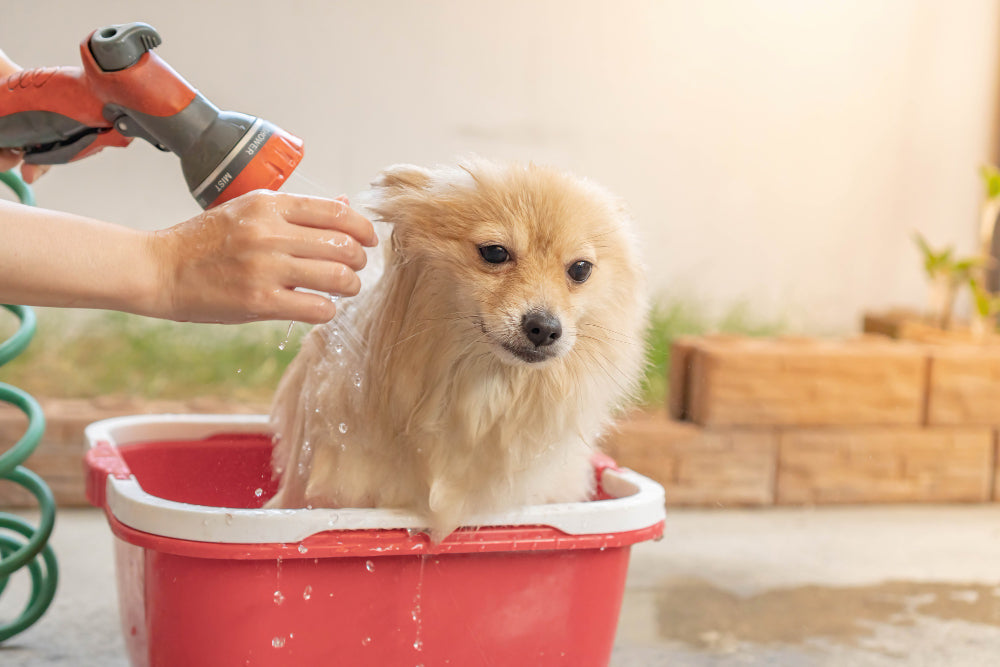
568,260,593,283
479,245,510,264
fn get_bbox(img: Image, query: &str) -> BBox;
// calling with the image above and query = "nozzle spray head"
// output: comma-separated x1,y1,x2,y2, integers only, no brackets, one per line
89,22,305,209
182,114,305,209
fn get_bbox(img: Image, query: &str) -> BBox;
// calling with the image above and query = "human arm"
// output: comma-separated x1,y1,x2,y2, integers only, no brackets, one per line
0,190,378,324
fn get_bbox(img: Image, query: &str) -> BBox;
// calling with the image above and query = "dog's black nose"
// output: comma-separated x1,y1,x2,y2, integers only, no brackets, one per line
522,311,562,347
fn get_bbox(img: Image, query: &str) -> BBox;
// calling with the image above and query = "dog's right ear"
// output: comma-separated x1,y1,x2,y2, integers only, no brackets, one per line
371,164,433,192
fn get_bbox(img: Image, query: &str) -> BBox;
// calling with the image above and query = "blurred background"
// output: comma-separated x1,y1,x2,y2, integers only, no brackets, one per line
7,4,1000,664
4,0,998,334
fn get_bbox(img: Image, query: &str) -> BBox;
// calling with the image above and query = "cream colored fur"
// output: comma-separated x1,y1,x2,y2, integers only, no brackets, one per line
267,159,648,540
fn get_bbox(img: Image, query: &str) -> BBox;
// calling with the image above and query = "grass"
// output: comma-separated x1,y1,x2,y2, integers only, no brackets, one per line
638,298,786,408
0,309,306,402
0,298,785,406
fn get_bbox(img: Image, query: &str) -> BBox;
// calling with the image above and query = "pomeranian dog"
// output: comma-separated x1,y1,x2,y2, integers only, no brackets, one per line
267,158,648,540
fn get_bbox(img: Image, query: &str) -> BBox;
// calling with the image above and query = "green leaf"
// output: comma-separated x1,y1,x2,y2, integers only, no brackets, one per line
982,165,1000,199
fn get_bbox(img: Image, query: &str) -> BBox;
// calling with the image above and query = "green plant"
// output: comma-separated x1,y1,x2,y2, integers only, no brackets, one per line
913,232,983,328
0,298,783,409
0,309,305,401
981,164,1000,199
638,298,785,408
976,163,1000,288
969,278,1000,318
968,276,1000,340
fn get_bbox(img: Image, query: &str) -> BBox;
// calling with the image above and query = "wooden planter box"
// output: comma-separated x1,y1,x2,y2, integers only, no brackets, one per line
597,332,1000,508
670,335,926,427
9,328,1000,510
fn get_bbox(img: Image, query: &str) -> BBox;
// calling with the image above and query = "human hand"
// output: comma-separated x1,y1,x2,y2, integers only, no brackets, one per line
0,148,50,184
148,190,378,324
0,51,50,183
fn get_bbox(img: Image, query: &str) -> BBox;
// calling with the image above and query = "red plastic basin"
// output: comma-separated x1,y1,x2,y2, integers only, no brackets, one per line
85,415,666,667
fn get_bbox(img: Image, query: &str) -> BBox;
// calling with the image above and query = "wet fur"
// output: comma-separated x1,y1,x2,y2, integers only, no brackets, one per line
267,159,648,540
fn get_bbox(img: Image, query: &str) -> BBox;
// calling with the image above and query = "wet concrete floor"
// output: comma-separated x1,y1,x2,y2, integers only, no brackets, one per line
613,504,1000,666
6,505,1000,665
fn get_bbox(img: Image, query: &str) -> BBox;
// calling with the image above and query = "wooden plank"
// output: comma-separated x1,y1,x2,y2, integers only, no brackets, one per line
777,427,993,504
686,337,927,426
927,345,1000,426
602,410,776,506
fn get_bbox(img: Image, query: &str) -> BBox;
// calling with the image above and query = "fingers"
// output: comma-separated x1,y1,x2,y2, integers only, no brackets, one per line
279,193,379,247
0,151,51,183
286,230,368,271
266,290,339,325
284,257,362,298
21,163,50,184
0,148,22,172
155,189,376,324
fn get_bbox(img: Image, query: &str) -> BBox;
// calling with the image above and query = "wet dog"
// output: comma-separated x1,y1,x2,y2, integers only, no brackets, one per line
267,159,648,540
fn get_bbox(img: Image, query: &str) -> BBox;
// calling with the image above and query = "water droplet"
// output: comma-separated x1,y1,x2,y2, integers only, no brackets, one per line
272,636,285,648
352,372,362,389
303,585,313,600
327,515,339,528
236,368,242,374
339,442,346,451
339,422,348,434
298,544,309,554
273,590,285,605
279,321,294,350
411,609,419,622
334,342,344,354
413,638,423,651
365,560,375,572
361,636,372,646
254,487,264,497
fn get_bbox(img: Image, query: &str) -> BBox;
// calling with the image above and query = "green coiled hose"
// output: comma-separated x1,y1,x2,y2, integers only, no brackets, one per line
0,170,58,642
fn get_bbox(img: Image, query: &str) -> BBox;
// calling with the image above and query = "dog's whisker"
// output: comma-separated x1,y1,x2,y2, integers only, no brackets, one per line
577,333,636,347
579,322,637,340
579,347,634,399
385,321,455,352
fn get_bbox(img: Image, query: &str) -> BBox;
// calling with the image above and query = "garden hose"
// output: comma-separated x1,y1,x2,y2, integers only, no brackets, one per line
0,170,58,642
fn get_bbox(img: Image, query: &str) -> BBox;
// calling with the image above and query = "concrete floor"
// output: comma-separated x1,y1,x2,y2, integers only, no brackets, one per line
4,505,1000,666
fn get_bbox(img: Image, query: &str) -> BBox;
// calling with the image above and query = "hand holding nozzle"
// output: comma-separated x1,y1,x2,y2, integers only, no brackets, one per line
150,191,378,324
0,190,378,324
0,25,378,325
0,22,304,208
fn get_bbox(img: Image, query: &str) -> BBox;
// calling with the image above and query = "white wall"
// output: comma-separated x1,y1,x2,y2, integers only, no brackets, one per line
3,0,998,333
